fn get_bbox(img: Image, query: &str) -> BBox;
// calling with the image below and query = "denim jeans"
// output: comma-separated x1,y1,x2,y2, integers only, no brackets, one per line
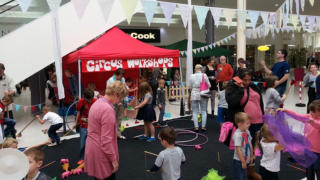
191,98,208,128
48,123,62,143
1,118,16,138
275,85,286,97
306,152,320,180
79,127,88,160
158,103,165,123
233,160,247,180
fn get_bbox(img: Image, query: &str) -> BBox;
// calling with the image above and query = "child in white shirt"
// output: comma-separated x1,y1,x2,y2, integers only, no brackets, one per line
258,124,284,180
35,105,63,146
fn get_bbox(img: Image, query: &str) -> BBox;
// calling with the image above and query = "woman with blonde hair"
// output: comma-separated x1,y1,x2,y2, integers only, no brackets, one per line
85,81,128,180
189,64,211,132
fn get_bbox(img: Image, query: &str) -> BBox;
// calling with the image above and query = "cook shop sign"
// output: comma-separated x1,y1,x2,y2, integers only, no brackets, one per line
82,58,178,72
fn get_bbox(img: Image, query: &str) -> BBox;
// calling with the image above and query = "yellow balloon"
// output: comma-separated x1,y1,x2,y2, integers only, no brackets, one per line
258,45,269,52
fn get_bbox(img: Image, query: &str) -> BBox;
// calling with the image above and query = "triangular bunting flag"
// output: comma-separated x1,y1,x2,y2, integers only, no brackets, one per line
269,13,277,26
119,0,139,24
38,104,42,111
192,49,197,54
200,47,205,52
271,31,275,39
204,46,209,50
245,30,251,39
316,17,320,30
300,0,305,11
253,81,258,85
309,0,314,6
223,38,228,43
223,9,236,29
160,2,176,26
212,43,216,47
231,34,236,39
295,0,300,15
210,7,222,27
177,4,192,28
307,16,316,31
31,105,36,112
71,0,90,18
286,0,290,15
141,0,158,26
15,104,20,112
208,44,213,49
180,51,185,56
17,0,33,13
46,0,62,12
290,0,293,14
275,27,280,34
24,106,28,112
290,15,299,28
260,12,269,25
248,10,260,28
299,15,307,30
216,41,221,46
237,10,247,29
196,48,201,53
194,6,209,29
98,0,115,23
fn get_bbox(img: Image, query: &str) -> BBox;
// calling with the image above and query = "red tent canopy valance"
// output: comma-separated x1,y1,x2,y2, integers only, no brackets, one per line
63,27,180,72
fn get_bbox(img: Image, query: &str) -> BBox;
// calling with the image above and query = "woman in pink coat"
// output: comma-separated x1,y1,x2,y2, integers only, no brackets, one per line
85,81,128,180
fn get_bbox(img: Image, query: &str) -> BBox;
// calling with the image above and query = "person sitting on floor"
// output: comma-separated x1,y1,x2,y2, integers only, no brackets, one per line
0,95,16,138
2,137,18,148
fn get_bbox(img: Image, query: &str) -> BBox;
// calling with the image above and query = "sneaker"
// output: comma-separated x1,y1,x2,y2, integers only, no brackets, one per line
138,135,148,140
147,137,155,142
160,123,168,127
118,135,126,140
48,142,57,147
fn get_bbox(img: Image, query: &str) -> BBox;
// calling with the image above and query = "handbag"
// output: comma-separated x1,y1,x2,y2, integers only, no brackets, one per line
200,74,210,97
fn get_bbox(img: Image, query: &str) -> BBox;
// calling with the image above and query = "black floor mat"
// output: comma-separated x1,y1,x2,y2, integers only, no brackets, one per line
41,115,306,180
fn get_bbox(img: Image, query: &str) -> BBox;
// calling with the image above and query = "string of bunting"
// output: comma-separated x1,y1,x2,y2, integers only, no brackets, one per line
13,103,43,113
16,0,320,33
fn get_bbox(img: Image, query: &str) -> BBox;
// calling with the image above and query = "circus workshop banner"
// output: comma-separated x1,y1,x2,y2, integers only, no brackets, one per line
82,57,179,72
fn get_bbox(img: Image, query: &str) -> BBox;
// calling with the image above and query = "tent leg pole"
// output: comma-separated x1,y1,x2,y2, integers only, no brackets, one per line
178,57,185,116
78,60,81,98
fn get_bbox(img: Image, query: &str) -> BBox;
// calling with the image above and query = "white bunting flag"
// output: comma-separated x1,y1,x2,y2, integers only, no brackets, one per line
98,0,115,23
204,46,209,51
260,12,269,25
213,43,216,47
309,0,315,6
194,6,209,29
248,10,260,28
316,16,320,30
141,0,158,26
71,0,90,18
17,0,33,13
269,13,277,26
295,0,300,15
180,51,185,56
216,41,221,46
300,0,305,11
119,0,139,24
177,4,192,28
196,48,201,53
200,47,205,52
223,9,236,29
208,44,213,49
210,7,222,27
275,28,280,34
47,0,62,12
307,16,316,31
160,2,176,26
299,15,307,30
290,0,293,14
231,34,236,39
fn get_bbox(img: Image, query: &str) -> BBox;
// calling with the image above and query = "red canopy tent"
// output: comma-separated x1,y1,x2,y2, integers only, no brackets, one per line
62,27,180,101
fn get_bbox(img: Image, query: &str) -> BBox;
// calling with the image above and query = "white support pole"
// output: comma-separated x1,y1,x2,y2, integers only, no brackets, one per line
50,6,65,99
179,57,185,116
78,59,82,98
237,0,246,63
186,0,193,86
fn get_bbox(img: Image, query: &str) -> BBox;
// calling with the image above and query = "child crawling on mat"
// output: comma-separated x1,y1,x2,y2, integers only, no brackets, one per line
148,127,186,180
23,147,51,180
35,105,63,146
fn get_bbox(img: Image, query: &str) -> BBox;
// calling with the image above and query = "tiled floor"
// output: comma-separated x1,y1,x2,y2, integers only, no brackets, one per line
12,81,309,148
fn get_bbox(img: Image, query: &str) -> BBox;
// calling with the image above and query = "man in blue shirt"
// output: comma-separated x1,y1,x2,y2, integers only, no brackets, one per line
260,49,290,96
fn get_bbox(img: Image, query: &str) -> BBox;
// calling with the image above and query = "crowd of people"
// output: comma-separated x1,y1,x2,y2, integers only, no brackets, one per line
1,48,320,180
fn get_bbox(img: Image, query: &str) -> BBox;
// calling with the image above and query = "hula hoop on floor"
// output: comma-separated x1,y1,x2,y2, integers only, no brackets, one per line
174,129,209,147
175,131,198,143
